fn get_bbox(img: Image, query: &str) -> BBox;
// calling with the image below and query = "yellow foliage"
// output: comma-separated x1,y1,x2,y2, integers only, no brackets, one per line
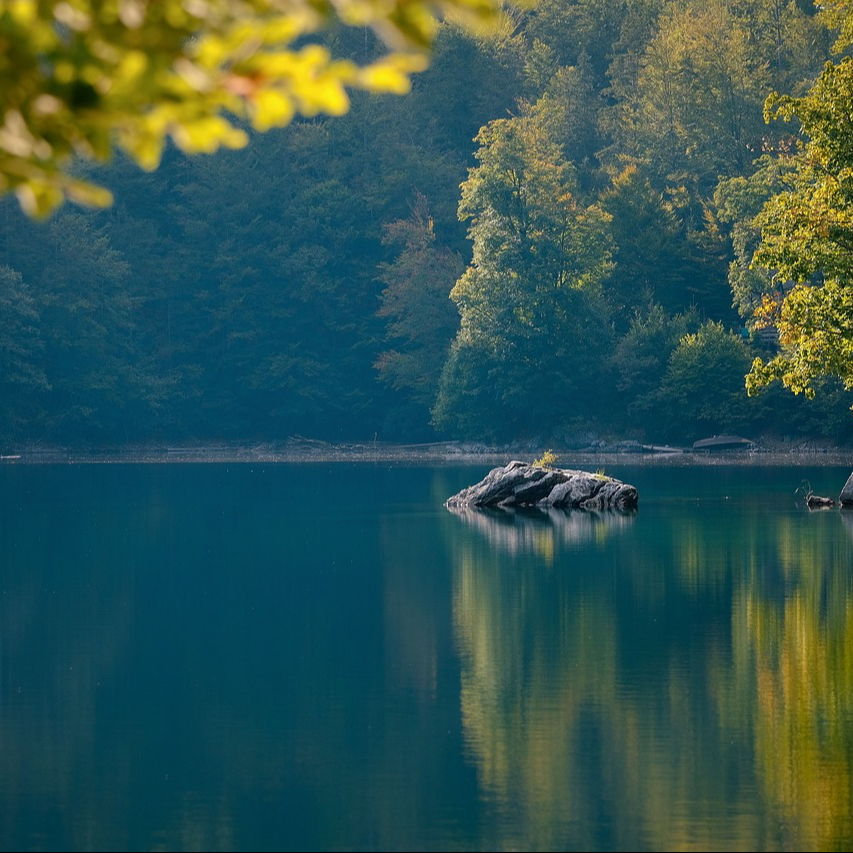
0,0,523,216
533,449,558,469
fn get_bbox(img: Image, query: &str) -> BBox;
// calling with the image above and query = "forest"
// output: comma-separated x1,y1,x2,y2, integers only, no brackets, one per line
2,0,853,448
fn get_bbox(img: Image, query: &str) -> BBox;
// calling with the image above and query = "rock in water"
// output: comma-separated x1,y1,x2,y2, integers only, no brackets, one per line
841,471,853,506
446,461,638,511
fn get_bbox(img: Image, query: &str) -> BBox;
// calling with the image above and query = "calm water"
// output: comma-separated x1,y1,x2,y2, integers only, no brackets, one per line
1,462,853,851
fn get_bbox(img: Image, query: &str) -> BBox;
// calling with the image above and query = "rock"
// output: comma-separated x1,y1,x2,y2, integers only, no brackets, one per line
840,471,853,506
446,461,638,511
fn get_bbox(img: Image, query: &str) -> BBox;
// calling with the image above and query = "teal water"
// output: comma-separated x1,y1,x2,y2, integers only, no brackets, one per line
1,462,853,851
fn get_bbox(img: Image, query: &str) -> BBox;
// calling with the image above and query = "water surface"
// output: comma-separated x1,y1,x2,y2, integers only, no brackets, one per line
1,462,852,851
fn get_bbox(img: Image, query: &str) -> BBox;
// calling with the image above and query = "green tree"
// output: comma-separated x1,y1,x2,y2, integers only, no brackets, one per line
0,0,516,216
534,52,602,174
726,0,829,94
747,23,853,399
0,264,48,439
408,20,525,159
609,305,702,433
35,211,147,439
163,120,390,439
655,320,759,439
714,153,797,320
523,0,625,83
599,166,695,324
432,110,613,439
375,195,464,417
0,208,152,441
610,1,771,188
0,11,528,444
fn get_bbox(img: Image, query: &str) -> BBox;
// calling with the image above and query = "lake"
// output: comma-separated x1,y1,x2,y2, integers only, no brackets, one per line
1,461,852,851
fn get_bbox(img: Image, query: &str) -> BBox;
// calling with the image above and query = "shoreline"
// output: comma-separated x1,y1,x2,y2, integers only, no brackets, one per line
1,441,851,467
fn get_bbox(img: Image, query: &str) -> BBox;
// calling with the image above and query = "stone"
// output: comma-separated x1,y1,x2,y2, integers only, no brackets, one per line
840,471,853,506
446,461,638,511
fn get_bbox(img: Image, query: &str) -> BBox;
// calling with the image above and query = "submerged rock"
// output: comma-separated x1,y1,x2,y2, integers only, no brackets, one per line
446,460,638,511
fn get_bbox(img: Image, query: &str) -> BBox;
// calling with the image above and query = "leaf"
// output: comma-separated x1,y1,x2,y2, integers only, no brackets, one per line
250,89,295,131
357,55,429,94
64,179,114,209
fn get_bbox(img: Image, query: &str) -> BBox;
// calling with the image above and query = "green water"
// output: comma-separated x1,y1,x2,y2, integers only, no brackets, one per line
1,462,852,851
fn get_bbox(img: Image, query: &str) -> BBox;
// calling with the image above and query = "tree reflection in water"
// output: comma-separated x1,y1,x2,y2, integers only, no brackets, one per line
447,492,853,850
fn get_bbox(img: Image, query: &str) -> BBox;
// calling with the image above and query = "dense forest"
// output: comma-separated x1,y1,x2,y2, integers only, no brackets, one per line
2,0,853,447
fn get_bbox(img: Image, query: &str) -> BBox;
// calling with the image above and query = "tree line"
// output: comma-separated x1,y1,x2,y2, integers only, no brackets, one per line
2,0,853,447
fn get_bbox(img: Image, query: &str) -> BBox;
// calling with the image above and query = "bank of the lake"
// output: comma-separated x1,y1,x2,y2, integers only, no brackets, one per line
2,439,853,468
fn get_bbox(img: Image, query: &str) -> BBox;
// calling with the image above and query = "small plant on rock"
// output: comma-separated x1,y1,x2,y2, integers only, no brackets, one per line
533,449,559,469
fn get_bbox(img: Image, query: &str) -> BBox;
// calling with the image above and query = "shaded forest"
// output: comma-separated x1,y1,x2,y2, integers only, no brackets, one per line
2,0,852,447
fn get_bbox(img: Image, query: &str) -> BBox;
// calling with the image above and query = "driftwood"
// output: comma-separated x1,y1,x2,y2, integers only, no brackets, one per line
797,480,835,509
807,494,835,508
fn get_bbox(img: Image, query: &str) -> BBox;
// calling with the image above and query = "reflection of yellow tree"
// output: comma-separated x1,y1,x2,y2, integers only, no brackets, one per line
454,543,620,850
450,501,853,850
452,530,763,850
729,513,853,849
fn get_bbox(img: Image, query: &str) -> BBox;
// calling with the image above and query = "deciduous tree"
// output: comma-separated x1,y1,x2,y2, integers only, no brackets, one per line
376,195,464,410
611,1,771,187
433,111,613,439
747,21,853,399
656,320,758,439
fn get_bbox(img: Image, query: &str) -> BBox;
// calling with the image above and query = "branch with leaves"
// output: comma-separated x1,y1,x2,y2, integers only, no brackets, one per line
0,0,517,216
747,4,853,402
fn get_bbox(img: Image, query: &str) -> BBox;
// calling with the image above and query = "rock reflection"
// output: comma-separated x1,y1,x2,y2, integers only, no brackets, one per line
447,505,635,558
839,507,853,540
